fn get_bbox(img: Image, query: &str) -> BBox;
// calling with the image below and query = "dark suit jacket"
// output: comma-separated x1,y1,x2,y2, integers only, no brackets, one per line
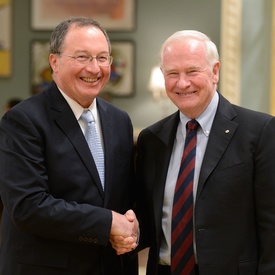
136,93,275,275
0,82,138,275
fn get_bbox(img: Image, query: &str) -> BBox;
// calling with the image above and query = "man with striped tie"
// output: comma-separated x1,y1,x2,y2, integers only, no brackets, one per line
136,30,275,274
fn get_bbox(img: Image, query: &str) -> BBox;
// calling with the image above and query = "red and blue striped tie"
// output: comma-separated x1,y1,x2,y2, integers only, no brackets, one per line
171,119,199,274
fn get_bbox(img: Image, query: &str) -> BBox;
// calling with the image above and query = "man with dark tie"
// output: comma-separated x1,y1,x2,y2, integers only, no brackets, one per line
136,30,275,274
0,17,138,275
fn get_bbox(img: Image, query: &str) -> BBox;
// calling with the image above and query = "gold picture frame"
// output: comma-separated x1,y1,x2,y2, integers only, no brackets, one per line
0,0,12,77
31,0,136,31
103,41,135,97
30,40,52,95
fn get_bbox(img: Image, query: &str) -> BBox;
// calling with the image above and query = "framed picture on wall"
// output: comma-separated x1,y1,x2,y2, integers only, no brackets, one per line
0,0,12,77
30,0,136,31
103,41,135,97
30,40,52,95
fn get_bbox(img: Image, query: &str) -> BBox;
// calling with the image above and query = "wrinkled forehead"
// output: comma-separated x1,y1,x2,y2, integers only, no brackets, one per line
161,39,208,66
164,38,205,55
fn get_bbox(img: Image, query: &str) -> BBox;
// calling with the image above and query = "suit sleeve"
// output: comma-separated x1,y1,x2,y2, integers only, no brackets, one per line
254,116,275,273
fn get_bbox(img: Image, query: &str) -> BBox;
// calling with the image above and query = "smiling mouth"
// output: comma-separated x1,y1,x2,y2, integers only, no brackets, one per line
177,91,195,96
81,77,98,83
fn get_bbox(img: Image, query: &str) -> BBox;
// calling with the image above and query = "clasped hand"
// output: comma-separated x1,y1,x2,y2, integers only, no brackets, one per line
109,209,139,255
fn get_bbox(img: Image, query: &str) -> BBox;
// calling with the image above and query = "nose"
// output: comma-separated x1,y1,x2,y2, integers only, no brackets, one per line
177,74,191,89
85,59,101,73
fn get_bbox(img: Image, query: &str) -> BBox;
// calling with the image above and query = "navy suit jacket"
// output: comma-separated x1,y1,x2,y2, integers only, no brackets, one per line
136,93,275,275
0,82,138,275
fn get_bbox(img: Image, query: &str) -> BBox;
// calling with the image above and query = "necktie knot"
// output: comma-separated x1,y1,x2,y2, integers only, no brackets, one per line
81,109,95,125
187,119,199,131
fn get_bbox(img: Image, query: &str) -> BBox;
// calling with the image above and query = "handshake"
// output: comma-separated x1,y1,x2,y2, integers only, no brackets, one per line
109,209,139,255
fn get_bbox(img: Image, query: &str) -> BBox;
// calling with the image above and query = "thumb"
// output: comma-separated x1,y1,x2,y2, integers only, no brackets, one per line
125,209,135,222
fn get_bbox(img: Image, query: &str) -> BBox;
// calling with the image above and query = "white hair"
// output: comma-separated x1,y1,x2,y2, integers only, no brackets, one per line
160,30,219,67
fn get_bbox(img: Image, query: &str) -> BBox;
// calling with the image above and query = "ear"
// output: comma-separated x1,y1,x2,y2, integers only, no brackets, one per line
49,53,57,72
212,61,220,84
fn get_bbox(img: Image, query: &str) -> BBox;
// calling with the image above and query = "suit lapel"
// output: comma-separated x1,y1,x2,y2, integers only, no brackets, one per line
151,113,180,236
96,99,113,206
196,95,238,199
47,85,104,198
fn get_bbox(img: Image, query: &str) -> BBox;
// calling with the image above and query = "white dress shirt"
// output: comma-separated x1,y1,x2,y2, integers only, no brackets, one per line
58,89,104,147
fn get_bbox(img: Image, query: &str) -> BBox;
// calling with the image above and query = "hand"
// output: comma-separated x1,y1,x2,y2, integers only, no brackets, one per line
109,209,139,255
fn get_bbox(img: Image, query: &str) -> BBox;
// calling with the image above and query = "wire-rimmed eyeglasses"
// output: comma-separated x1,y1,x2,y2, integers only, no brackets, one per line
58,53,113,66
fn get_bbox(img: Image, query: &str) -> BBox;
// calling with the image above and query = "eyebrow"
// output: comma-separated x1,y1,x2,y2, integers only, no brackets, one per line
73,50,109,55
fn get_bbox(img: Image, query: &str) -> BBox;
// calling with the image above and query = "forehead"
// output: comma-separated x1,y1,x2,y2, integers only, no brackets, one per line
63,25,108,50
164,38,205,56
162,39,207,67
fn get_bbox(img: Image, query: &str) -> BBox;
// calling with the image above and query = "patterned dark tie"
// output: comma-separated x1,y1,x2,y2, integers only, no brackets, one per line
171,119,199,274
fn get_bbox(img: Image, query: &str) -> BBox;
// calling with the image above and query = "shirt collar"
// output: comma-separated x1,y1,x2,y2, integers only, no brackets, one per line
179,91,219,137
58,88,98,122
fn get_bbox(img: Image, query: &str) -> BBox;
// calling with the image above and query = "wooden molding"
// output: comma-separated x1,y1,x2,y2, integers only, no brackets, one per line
220,0,242,105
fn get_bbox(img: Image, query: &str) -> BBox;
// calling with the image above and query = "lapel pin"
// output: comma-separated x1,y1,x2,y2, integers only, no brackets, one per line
225,130,229,134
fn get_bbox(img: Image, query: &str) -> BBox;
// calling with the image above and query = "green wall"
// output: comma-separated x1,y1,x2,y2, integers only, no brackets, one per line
1,1,273,129
241,0,272,112
0,0,222,128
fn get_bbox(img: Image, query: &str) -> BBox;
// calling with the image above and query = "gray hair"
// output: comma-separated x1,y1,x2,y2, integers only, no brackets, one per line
160,30,219,67
49,16,111,54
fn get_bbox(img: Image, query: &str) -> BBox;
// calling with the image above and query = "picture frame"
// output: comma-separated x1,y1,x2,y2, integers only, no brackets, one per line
103,41,135,97
30,40,135,97
0,0,12,77
30,40,52,95
271,4,275,115
30,0,136,31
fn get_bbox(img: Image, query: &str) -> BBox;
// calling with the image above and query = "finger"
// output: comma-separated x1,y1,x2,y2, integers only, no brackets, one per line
110,235,134,244
125,209,135,222
116,245,137,255
110,235,125,242
110,237,136,249
123,236,136,244
111,242,136,254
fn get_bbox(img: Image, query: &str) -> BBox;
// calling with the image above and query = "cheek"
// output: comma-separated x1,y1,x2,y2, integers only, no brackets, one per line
55,61,71,75
103,67,111,76
164,78,176,91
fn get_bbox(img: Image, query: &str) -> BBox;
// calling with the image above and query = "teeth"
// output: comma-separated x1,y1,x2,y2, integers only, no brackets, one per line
179,91,194,96
82,77,97,83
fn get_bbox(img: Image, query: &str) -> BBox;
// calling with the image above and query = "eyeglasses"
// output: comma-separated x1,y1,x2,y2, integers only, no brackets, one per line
58,53,113,66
